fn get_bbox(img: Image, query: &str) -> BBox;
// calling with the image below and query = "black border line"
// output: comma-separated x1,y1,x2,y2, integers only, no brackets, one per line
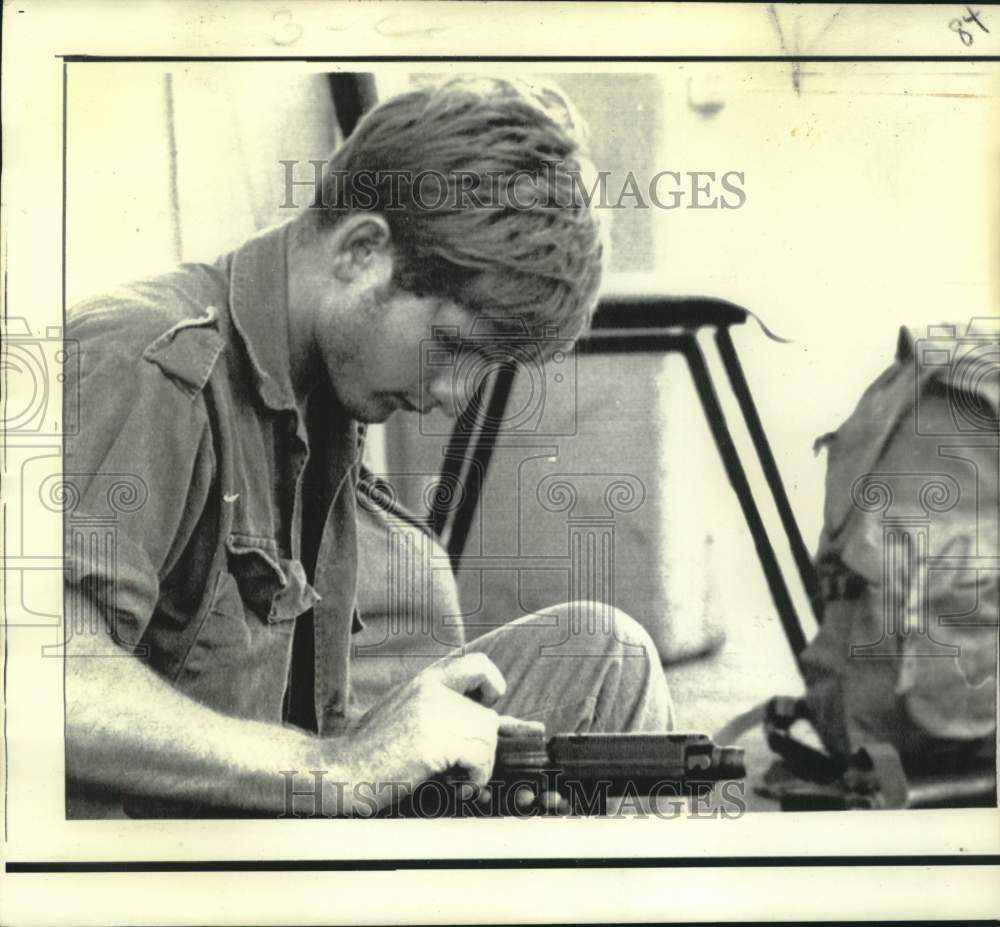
43,52,999,877
61,61,67,318
59,58,69,839
8,854,1000,874
60,54,1000,62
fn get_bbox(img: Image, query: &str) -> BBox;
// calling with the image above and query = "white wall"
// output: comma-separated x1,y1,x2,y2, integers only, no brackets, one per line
650,63,998,664
66,64,340,302
660,63,996,498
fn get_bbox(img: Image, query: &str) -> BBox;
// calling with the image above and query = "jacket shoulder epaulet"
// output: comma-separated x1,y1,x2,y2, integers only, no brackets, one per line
142,305,226,398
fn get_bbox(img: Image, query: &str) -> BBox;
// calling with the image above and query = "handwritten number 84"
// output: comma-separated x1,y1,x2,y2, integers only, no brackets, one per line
950,6,990,46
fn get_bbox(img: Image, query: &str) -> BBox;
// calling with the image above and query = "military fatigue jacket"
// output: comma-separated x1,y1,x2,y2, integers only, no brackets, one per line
65,222,361,735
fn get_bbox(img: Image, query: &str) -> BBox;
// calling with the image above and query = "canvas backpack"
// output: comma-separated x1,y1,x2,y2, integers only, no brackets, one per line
799,319,998,762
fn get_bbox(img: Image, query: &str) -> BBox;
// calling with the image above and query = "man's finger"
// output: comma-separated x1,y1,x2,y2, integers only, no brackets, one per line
436,653,506,705
497,715,545,737
512,788,569,815
539,790,570,815
514,786,535,812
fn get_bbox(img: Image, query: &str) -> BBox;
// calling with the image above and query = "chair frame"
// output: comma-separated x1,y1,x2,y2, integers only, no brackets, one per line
427,296,824,665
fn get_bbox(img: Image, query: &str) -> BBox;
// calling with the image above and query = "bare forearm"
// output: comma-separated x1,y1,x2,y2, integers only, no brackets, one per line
65,607,517,817
65,624,341,813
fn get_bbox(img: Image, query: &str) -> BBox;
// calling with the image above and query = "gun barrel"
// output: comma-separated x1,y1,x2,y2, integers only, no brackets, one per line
493,732,746,794
710,746,747,781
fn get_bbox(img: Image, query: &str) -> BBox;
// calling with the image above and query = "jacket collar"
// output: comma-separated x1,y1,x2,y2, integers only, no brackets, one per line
225,221,299,413
223,221,367,464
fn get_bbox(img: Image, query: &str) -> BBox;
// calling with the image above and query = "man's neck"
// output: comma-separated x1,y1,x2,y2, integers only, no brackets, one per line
285,231,326,410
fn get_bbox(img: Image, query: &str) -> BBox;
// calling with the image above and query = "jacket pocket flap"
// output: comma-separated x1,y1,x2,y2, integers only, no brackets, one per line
225,534,319,623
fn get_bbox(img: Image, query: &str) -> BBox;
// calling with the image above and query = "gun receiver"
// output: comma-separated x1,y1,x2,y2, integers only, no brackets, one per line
393,731,745,817
494,731,745,796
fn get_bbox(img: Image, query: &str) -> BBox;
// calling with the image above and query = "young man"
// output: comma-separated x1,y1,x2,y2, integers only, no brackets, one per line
63,77,672,817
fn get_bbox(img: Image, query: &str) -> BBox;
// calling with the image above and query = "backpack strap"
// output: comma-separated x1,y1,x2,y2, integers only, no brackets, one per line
764,696,847,781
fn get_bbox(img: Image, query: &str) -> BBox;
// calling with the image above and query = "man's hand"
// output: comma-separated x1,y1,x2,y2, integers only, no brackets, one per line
341,653,568,814
344,652,511,792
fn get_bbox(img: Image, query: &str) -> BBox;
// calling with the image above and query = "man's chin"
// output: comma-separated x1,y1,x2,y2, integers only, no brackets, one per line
366,407,396,424
351,395,402,424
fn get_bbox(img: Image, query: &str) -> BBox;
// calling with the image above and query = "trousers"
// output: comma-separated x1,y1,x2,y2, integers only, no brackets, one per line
351,602,674,735
351,486,673,734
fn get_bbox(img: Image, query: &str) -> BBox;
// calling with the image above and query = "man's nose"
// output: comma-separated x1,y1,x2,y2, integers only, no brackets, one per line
428,377,460,419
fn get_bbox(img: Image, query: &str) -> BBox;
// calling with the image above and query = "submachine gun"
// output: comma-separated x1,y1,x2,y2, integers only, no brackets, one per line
395,731,746,817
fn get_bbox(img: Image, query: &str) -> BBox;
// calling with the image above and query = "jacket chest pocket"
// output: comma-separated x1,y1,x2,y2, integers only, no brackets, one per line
223,533,321,627
174,536,320,719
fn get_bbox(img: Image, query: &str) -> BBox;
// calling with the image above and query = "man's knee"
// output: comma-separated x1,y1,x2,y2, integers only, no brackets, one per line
488,602,673,733
538,601,661,665
542,601,672,732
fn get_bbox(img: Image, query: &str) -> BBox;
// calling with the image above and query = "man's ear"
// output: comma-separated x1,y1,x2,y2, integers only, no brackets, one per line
327,214,392,284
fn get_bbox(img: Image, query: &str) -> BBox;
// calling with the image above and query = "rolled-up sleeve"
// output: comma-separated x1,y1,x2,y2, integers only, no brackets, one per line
64,307,216,651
